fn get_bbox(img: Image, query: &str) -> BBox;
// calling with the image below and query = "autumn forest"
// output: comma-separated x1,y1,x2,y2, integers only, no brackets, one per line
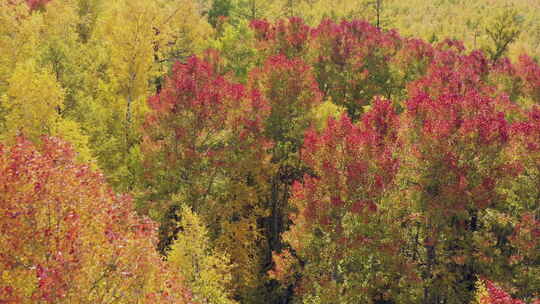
1,0,540,303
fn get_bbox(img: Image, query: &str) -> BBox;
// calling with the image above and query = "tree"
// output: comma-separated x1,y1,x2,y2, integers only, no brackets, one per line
504,106,540,299
232,0,279,20
484,7,522,61
168,206,237,304
87,0,211,189
140,55,271,301
26,0,51,11
249,54,322,155
375,0,381,28
94,0,158,157
515,54,540,104
247,53,323,302
0,136,191,303
0,0,41,94
249,17,312,59
472,279,539,304
278,100,408,303
310,19,401,119
207,19,260,82
1,61,92,162
208,0,233,27
396,44,527,303
360,0,387,29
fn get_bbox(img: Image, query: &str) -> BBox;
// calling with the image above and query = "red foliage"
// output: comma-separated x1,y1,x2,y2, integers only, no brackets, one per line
402,35,517,215
142,54,273,269
483,280,525,304
26,0,50,10
281,100,407,300
262,16,539,302
248,54,322,147
511,106,540,152
294,98,399,233
145,55,270,168
311,19,402,118
0,137,191,303
510,212,540,256
515,54,540,102
250,17,312,57
253,54,322,109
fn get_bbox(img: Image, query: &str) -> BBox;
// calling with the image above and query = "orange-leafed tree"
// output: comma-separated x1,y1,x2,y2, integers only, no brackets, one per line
0,136,191,304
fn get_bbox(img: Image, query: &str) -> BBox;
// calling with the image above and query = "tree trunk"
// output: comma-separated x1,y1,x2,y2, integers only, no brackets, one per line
423,222,438,304
376,0,381,29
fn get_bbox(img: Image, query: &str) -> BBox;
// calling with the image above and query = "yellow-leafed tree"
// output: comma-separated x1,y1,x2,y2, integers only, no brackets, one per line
0,0,42,93
1,61,92,162
168,205,237,304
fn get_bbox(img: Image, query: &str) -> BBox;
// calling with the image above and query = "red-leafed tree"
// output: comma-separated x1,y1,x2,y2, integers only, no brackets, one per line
250,18,406,120
250,17,312,59
504,107,540,298
278,100,408,303
398,43,522,303
244,17,540,304
266,19,540,303
248,54,322,158
0,12,535,304
515,54,540,103
311,19,403,119
249,18,438,121
141,55,272,300
0,136,191,304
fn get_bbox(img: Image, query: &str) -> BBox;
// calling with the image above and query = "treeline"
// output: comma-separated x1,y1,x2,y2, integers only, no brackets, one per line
204,0,540,60
1,0,540,303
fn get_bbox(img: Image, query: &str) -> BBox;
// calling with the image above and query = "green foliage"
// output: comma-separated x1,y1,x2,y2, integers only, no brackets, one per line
484,7,522,61
208,0,233,27
207,19,260,82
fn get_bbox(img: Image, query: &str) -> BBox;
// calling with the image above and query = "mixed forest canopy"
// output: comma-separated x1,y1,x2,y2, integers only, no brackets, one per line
1,0,540,303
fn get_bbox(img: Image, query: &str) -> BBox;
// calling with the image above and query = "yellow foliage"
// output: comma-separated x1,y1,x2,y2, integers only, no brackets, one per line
310,99,346,131
52,119,94,163
96,0,156,101
387,0,538,60
472,279,490,304
1,61,93,163
168,205,238,304
0,0,42,93
216,216,265,291
1,268,36,301
87,0,211,189
41,0,80,39
155,0,213,62
2,61,64,139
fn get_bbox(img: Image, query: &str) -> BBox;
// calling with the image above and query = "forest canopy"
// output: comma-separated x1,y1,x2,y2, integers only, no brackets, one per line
1,0,540,303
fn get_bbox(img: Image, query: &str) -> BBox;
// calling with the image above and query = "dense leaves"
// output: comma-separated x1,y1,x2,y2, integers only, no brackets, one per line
0,137,191,303
141,54,271,301
280,101,404,303
3,1,540,303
